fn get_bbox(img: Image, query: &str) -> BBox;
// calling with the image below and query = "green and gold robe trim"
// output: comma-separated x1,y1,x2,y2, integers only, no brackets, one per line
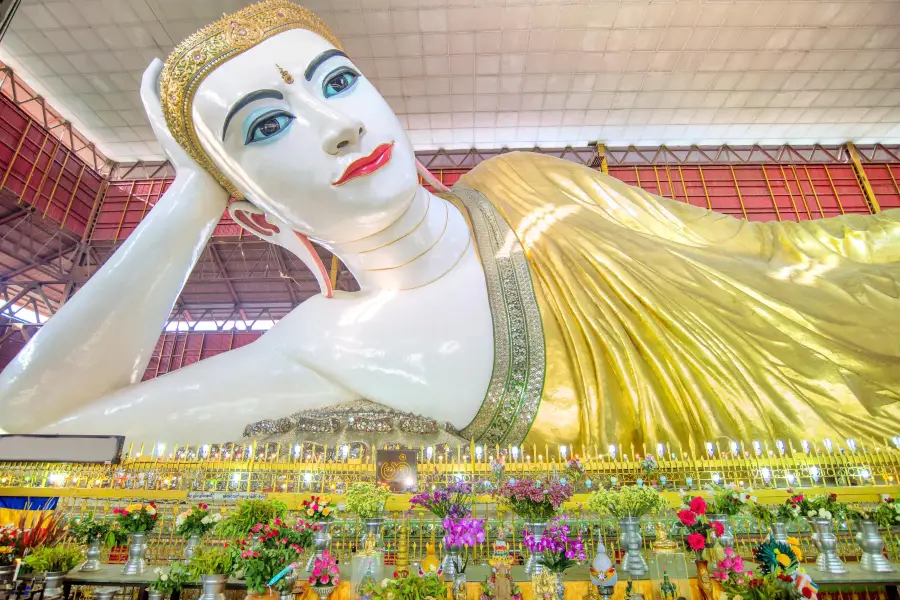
449,184,545,446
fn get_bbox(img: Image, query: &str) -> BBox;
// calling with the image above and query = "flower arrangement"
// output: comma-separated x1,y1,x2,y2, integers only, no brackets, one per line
176,503,222,538
494,479,573,522
113,502,158,534
848,498,900,530
149,564,193,596
234,519,316,594
442,516,486,573
15,511,69,552
523,516,586,573
641,454,659,477
309,551,340,588
715,539,818,600
747,494,803,527
707,484,756,516
563,457,585,482
345,483,392,519
410,482,474,519
805,494,847,522
187,546,234,578
301,496,336,522
21,544,83,574
587,485,667,519
69,512,112,546
217,499,287,539
676,496,720,559
490,457,505,485
0,525,20,566
480,563,523,600
361,571,446,600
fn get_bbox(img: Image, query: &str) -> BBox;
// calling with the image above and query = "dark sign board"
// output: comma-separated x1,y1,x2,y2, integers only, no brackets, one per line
376,449,417,492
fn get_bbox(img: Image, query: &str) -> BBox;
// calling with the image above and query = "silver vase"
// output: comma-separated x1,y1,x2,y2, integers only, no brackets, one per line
0,564,14,583
552,572,565,600
362,517,384,548
148,590,166,600
183,534,201,563
42,572,65,599
523,522,548,575
81,537,102,571
279,571,296,600
618,517,648,577
771,520,789,544
94,588,120,600
198,574,227,600
451,572,466,600
442,545,461,579
707,515,735,550
122,532,148,575
305,523,332,571
855,519,895,572
312,585,335,600
809,518,847,574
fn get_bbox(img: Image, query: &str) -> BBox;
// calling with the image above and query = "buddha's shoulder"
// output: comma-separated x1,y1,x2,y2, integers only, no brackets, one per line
465,150,588,178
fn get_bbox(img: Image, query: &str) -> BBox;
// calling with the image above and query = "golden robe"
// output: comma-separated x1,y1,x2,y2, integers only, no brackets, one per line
455,152,900,451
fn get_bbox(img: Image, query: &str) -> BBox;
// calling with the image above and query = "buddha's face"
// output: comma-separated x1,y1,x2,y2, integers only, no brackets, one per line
191,29,418,241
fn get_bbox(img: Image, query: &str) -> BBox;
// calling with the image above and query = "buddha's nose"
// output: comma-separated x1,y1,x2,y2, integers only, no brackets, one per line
322,117,365,155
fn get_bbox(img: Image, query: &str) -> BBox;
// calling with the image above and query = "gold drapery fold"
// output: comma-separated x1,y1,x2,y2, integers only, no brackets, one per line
459,153,900,452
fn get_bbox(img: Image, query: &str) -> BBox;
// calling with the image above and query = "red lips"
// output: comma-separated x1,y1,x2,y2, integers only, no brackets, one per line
332,142,394,186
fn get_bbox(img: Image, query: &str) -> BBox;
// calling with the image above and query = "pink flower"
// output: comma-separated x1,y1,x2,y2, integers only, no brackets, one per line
677,509,696,526
321,575,330,585
690,497,707,515
687,533,706,551
711,521,725,537
733,556,745,572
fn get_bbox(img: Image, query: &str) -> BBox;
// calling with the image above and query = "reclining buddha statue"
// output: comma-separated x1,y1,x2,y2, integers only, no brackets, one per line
1,0,899,451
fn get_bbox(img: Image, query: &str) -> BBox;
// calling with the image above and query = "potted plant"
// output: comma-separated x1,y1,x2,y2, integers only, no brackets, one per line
360,571,445,600
0,525,21,582
234,519,315,600
705,484,756,551
149,564,193,600
524,516,586,600
747,492,803,542
69,512,113,572
675,495,720,599
217,500,288,540
345,483,392,545
16,511,69,555
847,503,894,573
187,546,234,600
587,485,667,577
176,503,223,561
494,479,573,574
562,456,585,484
441,516,485,594
308,551,340,600
410,482,475,519
804,493,848,574
22,544,83,598
112,502,158,574
301,496,336,571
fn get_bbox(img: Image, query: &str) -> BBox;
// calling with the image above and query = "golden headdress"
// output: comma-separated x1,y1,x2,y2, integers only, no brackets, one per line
159,0,342,198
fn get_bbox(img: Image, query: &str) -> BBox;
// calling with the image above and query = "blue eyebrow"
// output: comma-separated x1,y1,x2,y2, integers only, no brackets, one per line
222,89,283,140
305,49,348,81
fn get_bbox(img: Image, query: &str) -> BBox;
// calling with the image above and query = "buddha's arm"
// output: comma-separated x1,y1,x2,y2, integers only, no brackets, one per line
0,173,227,432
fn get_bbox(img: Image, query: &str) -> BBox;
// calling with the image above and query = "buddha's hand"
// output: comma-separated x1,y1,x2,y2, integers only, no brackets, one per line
141,58,225,198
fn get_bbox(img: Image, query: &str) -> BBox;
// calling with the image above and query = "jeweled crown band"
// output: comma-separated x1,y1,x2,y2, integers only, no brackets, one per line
159,0,342,199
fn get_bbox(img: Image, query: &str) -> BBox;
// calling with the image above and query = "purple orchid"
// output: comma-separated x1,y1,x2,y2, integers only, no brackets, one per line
522,516,586,573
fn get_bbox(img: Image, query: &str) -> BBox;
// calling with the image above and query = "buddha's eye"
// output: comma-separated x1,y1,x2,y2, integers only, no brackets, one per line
323,68,359,98
245,110,294,145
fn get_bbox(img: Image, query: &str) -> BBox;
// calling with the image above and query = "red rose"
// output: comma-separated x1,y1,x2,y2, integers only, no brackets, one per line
689,497,707,515
711,521,725,537
686,533,706,551
803,589,813,598
677,509,697,527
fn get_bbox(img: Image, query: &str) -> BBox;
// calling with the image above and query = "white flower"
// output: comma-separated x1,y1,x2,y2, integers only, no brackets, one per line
381,579,390,588
201,516,210,525
211,513,222,523
160,574,168,582
819,509,832,520
176,515,186,527
807,510,817,518
154,568,163,575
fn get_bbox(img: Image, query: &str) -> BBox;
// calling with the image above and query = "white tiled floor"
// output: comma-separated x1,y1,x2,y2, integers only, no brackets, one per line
1,0,899,161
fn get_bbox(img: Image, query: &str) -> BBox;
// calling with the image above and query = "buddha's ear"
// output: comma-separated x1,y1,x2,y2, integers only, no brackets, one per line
228,200,333,298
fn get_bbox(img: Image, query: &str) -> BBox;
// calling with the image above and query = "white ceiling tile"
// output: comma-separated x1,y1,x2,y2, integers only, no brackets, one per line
20,4,61,28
